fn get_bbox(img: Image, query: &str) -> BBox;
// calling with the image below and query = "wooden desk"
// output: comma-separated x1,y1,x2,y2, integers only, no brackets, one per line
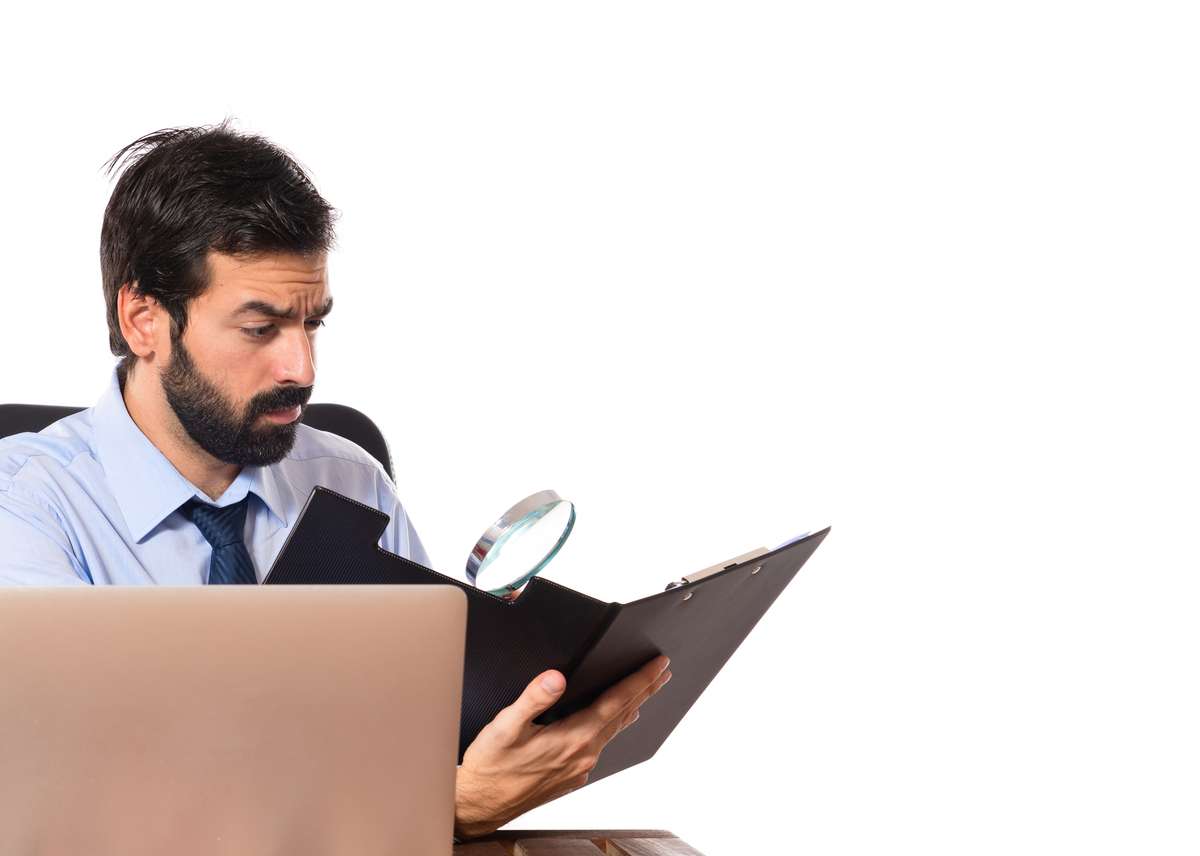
454,829,705,855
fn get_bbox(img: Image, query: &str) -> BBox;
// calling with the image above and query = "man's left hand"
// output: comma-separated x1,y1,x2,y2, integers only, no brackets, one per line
453,654,672,840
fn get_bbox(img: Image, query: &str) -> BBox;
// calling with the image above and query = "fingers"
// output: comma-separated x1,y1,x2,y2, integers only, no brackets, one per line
599,655,670,723
561,654,670,736
489,669,567,740
635,665,673,711
488,655,670,753
549,705,648,802
594,667,670,745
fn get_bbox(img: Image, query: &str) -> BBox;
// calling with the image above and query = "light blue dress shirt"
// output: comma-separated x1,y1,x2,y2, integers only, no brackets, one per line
0,369,430,585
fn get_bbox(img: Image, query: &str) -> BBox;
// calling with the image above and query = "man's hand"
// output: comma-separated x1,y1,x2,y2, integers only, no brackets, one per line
453,654,672,840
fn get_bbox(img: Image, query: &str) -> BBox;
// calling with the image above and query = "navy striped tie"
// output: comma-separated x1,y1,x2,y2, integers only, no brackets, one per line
182,497,258,585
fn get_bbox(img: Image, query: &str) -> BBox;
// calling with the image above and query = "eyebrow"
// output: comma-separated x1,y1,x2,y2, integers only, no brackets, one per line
233,297,334,320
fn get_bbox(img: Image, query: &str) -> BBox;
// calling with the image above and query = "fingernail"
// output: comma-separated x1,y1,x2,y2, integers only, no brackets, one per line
660,670,672,686
542,673,565,693
631,710,640,723
660,656,671,673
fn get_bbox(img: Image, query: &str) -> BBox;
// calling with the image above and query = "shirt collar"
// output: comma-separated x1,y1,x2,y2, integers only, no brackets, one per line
92,368,290,543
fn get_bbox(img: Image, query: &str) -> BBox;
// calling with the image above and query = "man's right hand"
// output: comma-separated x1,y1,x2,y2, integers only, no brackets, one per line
452,654,672,841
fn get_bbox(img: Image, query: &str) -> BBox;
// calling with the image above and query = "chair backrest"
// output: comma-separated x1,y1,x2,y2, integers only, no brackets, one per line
0,402,394,480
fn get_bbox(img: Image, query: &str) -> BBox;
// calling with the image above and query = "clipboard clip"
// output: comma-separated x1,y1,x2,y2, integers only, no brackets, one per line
664,546,770,590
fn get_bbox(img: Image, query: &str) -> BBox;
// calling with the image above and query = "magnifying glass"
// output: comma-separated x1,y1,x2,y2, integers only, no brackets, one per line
466,490,576,599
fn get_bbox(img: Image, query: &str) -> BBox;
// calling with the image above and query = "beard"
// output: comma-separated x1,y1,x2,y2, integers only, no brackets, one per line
161,337,312,467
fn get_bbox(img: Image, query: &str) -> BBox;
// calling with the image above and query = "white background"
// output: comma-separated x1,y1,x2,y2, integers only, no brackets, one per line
3,2,1197,853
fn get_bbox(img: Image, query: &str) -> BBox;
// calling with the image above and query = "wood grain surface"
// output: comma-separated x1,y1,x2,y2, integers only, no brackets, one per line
452,842,510,855
607,837,705,855
453,830,704,856
514,839,607,855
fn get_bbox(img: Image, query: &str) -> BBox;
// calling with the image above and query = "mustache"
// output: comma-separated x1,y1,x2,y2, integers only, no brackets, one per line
245,385,313,420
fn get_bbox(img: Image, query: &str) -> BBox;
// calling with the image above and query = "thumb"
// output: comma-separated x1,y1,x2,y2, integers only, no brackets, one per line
493,670,566,735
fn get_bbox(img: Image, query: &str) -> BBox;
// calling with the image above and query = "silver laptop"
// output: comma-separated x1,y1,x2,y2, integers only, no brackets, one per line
0,585,466,856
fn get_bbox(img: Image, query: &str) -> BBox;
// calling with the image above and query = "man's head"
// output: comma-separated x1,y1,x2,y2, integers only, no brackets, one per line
100,123,336,466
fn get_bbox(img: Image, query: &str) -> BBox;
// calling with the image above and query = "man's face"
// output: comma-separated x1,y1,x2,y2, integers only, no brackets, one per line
159,251,332,466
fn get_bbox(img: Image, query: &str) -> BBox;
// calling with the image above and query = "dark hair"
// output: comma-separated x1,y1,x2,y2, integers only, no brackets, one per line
100,121,336,377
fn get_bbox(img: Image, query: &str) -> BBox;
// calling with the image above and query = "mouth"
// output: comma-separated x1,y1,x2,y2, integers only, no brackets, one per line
260,405,302,425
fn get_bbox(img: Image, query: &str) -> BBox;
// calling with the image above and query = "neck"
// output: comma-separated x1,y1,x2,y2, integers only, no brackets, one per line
121,360,241,501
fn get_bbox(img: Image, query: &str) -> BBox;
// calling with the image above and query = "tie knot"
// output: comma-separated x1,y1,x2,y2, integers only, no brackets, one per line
182,498,249,549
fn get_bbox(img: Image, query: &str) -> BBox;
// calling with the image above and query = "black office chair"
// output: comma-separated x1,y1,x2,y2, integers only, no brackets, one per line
0,402,394,480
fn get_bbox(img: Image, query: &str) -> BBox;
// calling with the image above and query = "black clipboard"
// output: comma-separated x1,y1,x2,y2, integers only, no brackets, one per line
264,486,829,784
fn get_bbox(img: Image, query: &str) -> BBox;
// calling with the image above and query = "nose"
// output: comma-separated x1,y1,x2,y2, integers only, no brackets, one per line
272,327,316,388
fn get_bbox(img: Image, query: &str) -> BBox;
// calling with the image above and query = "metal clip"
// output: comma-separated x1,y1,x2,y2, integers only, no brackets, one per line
681,546,770,585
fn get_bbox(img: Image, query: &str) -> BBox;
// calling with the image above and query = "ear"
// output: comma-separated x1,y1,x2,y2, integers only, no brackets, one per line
116,283,169,363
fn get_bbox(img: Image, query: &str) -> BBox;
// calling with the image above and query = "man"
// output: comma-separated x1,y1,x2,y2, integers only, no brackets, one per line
0,123,671,840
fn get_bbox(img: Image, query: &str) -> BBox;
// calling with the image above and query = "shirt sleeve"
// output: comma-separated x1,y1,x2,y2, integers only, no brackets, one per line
373,470,433,569
0,480,90,585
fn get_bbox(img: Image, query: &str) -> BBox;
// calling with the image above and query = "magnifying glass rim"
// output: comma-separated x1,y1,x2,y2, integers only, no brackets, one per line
466,490,576,596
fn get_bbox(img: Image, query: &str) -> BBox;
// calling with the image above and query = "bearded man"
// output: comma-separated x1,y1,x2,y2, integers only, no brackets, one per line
0,123,670,840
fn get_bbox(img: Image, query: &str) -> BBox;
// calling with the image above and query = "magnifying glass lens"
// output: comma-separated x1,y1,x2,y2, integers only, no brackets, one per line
469,492,575,596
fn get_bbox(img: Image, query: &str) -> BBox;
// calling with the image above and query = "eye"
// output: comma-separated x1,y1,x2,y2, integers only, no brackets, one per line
305,319,326,331
242,324,276,340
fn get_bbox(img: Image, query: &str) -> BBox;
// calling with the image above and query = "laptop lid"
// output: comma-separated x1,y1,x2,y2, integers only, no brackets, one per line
0,585,465,856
